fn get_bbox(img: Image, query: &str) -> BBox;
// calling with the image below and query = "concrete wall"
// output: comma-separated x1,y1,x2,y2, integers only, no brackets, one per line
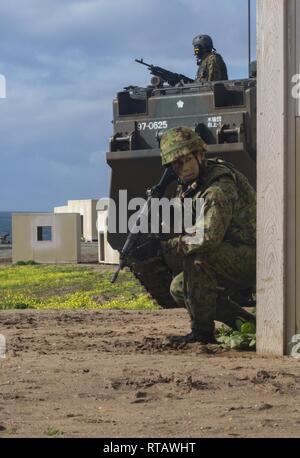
54,200,98,242
96,198,119,265
97,209,120,265
257,0,300,355
290,0,300,346
12,213,81,264
54,205,68,213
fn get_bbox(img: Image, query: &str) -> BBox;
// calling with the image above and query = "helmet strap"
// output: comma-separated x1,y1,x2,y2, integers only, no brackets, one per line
193,152,203,176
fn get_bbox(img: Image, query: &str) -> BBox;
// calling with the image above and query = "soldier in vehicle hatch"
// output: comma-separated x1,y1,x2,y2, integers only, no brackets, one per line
193,34,228,82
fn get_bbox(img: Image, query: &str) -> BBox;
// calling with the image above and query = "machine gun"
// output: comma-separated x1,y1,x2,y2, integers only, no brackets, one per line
135,58,194,87
111,167,176,283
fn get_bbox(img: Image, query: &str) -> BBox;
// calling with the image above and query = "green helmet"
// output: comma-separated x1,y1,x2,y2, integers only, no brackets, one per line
160,127,207,166
192,34,214,52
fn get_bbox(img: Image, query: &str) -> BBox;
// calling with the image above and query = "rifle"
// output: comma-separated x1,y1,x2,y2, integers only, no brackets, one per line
135,58,194,87
111,167,176,283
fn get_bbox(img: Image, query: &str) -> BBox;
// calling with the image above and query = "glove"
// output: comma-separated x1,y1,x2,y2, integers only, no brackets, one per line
160,236,182,255
126,235,162,264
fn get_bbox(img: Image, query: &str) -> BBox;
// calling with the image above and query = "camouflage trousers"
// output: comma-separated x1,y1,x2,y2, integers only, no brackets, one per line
169,243,256,337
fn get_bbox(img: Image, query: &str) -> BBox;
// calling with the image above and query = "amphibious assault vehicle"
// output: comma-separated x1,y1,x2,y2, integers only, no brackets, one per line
106,63,257,308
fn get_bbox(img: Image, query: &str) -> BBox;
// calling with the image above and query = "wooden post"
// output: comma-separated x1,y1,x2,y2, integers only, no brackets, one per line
257,0,300,355
294,1,300,342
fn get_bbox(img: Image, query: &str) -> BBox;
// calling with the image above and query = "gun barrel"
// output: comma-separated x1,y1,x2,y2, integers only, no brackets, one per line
135,59,193,86
110,168,176,284
135,58,151,67
111,265,122,284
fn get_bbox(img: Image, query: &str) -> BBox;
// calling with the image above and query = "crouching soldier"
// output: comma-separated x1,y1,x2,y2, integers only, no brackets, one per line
158,127,256,344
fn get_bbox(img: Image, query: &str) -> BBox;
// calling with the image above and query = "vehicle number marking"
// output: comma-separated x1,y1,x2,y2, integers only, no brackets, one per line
207,116,222,128
137,121,168,131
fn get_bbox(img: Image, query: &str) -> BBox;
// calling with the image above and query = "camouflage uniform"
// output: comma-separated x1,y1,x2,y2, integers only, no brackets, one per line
196,52,228,82
160,127,256,341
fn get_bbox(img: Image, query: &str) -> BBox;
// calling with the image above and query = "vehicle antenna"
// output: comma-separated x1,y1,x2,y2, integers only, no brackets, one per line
248,0,251,78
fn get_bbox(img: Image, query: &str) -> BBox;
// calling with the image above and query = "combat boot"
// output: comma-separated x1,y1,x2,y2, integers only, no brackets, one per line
216,295,256,331
167,331,216,345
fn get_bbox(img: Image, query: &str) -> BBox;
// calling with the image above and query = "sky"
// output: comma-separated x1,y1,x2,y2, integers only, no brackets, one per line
0,0,256,211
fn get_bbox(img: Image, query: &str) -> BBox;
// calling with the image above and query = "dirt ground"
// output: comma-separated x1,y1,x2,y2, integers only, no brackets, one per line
1,308,300,438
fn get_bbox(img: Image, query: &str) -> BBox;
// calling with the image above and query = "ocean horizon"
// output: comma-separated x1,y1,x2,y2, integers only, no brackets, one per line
0,211,12,241
0,211,48,242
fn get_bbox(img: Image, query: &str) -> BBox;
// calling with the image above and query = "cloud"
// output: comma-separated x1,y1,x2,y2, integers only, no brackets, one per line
0,0,256,211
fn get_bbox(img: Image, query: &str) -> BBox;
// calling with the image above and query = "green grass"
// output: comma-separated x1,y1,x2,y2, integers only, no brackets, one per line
0,264,157,311
45,426,62,437
216,322,256,351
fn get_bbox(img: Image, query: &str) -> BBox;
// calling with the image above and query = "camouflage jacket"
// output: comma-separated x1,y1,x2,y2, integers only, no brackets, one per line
165,159,256,256
195,52,228,82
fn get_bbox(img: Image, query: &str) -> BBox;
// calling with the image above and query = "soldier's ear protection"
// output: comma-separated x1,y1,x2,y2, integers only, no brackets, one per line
194,46,200,57
194,46,205,58
194,44,216,60
194,46,207,61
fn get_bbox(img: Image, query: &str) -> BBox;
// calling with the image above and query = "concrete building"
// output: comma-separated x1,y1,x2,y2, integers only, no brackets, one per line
54,200,98,242
12,213,81,264
96,199,119,265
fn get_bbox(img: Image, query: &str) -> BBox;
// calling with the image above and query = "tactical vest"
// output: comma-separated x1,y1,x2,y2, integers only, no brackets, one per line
196,52,228,82
178,159,240,196
177,159,256,246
